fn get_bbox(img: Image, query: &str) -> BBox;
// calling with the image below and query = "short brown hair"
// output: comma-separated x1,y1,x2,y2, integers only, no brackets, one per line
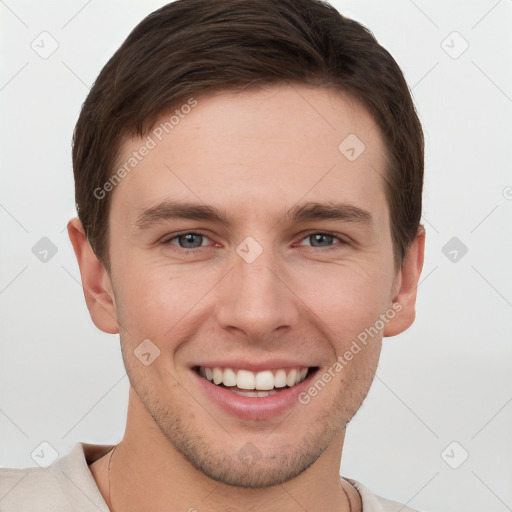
72,0,424,272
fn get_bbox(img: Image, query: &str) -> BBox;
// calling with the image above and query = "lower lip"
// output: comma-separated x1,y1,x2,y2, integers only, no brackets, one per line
192,368,317,420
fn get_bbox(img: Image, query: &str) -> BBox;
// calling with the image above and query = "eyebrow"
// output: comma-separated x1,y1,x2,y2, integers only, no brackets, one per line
135,202,231,229
284,201,373,226
134,199,373,230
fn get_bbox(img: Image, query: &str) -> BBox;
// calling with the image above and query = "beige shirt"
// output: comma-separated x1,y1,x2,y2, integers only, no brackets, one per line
0,443,425,511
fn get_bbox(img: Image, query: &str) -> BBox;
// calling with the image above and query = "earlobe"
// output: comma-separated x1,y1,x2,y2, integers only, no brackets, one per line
383,226,426,338
67,217,119,334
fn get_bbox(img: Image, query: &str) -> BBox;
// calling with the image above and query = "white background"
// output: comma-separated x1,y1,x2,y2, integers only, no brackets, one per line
0,1,511,511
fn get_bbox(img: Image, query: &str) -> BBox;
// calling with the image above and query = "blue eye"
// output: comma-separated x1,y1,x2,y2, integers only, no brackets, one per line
161,230,346,255
165,232,210,249
299,232,345,249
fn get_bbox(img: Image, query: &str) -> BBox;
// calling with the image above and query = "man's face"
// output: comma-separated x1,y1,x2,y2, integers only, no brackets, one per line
106,83,400,487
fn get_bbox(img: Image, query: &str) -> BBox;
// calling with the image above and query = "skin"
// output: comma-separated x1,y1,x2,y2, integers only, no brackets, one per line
68,83,425,512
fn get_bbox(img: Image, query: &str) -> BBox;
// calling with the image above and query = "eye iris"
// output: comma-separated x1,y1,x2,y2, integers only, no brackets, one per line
179,233,203,248
310,233,333,247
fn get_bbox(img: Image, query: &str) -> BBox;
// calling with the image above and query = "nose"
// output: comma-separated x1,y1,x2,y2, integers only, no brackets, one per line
214,242,300,342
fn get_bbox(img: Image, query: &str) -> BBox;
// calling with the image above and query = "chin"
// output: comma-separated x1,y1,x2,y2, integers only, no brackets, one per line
170,429,326,489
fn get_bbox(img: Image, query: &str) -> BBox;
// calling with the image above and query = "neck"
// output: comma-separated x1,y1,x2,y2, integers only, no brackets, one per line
91,391,361,512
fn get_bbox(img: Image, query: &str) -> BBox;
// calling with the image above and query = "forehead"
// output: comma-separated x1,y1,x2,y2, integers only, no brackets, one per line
110,83,388,228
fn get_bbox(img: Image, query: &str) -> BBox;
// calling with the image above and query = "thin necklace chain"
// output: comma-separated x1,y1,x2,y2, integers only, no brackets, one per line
341,479,353,512
107,445,353,512
107,444,117,511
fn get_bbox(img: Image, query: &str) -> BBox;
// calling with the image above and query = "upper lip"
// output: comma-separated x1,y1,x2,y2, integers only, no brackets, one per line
191,359,316,372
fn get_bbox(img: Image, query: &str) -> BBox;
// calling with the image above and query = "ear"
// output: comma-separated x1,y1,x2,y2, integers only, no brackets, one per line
383,226,426,337
67,217,119,334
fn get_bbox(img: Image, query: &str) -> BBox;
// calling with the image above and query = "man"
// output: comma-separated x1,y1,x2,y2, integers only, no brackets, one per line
0,0,427,510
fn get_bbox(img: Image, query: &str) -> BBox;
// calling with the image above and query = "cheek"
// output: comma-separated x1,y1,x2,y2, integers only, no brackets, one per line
295,264,390,346
113,264,217,343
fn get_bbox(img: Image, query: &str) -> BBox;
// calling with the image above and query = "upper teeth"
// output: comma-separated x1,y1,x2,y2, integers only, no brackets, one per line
199,367,309,390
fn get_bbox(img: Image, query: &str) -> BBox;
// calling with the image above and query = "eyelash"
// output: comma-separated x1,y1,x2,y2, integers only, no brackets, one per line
161,230,348,254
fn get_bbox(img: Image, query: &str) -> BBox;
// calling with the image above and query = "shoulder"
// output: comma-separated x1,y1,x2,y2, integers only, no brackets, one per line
0,443,111,512
344,477,430,512
0,465,58,512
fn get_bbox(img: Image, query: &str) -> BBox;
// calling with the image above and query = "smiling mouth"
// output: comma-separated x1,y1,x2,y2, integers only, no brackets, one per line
194,366,319,397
